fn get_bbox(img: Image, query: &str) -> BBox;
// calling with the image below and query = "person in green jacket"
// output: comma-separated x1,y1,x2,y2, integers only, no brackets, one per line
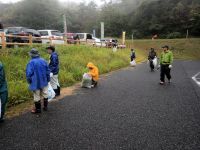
159,45,173,85
0,62,8,123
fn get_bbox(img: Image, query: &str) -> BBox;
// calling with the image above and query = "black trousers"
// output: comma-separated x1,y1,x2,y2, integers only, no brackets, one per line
92,79,98,87
0,91,8,119
160,64,171,82
149,60,154,70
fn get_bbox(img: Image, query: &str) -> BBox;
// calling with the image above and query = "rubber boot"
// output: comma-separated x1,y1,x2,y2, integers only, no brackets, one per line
43,98,48,111
54,86,60,97
56,86,60,96
0,106,5,123
31,101,41,114
0,115,4,123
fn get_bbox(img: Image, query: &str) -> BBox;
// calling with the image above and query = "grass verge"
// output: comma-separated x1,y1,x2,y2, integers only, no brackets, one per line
0,44,145,108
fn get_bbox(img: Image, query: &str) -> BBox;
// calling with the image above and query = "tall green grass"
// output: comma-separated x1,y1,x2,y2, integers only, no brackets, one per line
0,45,136,106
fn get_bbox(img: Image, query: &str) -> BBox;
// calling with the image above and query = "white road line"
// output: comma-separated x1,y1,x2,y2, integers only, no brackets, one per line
192,72,200,87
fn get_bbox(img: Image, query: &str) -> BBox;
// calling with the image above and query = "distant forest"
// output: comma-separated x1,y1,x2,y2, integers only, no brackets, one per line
0,0,199,38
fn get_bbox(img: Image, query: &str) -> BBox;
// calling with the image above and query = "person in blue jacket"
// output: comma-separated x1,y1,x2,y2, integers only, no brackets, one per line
47,46,60,96
26,48,50,114
0,62,8,123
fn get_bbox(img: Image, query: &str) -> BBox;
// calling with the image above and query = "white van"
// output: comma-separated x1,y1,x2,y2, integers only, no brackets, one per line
76,33,94,42
38,30,65,44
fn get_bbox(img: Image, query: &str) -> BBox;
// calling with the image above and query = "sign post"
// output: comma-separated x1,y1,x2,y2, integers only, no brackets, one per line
122,31,126,45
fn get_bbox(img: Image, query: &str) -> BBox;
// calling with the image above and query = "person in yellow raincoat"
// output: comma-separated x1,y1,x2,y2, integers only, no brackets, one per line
87,62,99,87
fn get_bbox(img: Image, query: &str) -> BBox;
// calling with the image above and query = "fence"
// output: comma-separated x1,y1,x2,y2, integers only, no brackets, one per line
0,33,92,49
0,33,128,49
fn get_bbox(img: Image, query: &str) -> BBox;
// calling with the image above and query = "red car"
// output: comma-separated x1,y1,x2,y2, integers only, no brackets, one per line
63,33,80,44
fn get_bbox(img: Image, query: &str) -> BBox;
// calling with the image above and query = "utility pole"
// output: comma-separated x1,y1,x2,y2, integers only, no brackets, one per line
186,29,189,39
63,14,67,34
101,22,104,40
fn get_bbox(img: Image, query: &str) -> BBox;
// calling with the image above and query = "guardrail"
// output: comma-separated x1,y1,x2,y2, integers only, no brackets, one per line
0,33,91,49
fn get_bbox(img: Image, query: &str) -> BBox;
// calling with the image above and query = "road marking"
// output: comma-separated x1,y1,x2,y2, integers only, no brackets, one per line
192,72,200,87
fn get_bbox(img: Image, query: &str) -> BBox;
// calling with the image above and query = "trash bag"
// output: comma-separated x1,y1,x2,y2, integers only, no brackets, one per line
130,60,136,67
112,47,117,52
81,73,92,88
48,83,56,101
153,57,158,67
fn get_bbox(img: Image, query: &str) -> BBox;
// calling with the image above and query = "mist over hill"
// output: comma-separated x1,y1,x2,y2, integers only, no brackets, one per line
0,0,199,38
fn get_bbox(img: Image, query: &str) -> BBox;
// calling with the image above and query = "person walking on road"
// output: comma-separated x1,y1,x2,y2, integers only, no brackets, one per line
47,46,60,96
159,45,173,85
148,48,157,71
26,48,50,114
0,62,8,123
87,62,99,87
130,49,136,62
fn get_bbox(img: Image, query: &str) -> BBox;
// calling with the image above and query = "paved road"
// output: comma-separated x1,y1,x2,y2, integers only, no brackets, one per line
0,61,200,150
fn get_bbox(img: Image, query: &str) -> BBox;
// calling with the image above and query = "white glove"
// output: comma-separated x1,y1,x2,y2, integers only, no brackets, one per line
50,73,53,77
157,65,160,69
169,65,173,69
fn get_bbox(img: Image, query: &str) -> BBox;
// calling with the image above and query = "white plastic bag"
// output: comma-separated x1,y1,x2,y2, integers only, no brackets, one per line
153,57,158,67
82,73,92,88
83,73,92,80
130,60,136,67
48,83,56,101
0,98,1,117
112,47,117,52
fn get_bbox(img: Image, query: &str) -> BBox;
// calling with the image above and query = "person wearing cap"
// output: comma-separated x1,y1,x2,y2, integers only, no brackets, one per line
130,48,136,62
26,48,50,114
159,45,173,85
87,62,99,87
0,62,8,123
46,46,60,96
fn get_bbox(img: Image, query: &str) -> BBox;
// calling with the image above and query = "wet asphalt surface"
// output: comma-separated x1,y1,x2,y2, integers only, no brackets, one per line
0,60,200,150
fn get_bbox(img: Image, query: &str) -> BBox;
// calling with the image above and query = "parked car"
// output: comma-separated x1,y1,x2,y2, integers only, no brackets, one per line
105,39,118,48
5,27,42,43
92,37,106,47
38,30,64,44
63,33,80,44
0,29,4,47
25,29,42,43
76,33,94,42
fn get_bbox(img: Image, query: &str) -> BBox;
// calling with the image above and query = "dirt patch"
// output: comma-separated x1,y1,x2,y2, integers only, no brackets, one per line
6,84,80,119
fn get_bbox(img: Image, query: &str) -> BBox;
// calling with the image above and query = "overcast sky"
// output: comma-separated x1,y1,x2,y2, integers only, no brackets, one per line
0,0,106,5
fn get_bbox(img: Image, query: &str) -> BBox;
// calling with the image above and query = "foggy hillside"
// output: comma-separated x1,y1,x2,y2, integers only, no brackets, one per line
0,0,199,38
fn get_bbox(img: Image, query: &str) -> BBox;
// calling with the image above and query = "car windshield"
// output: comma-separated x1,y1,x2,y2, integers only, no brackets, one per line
51,31,62,36
39,31,48,36
77,34,84,39
26,29,40,35
6,28,23,34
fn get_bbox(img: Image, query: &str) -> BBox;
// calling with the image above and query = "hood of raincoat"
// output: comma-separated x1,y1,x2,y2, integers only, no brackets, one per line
87,62,95,68
87,62,99,81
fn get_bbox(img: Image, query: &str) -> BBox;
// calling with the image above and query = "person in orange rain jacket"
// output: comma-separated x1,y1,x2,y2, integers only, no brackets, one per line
87,62,99,87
